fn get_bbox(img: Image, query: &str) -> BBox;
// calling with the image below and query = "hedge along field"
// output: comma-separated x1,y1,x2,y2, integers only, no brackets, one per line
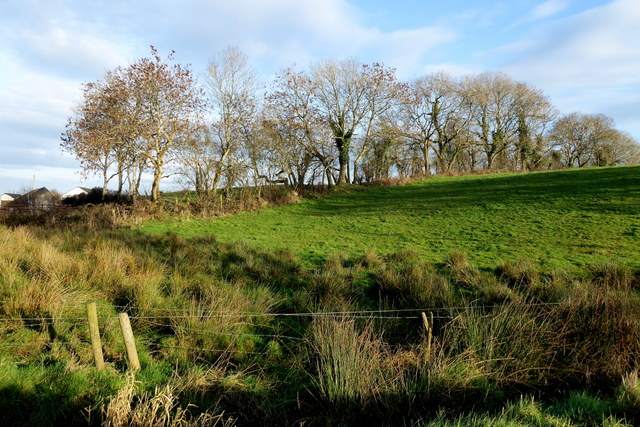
139,166,640,271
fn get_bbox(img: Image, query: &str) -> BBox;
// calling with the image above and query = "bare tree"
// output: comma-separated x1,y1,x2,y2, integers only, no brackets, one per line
62,68,146,199
176,126,219,194
548,112,621,168
61,77,118,198
511,82,557,171
204,46,260,192
401,72,472,175
350,63,406,183
597,131,640,166
267,67,335,186
359,118,407,181
462,72,521,170
312,59,379,184
461,72,557,171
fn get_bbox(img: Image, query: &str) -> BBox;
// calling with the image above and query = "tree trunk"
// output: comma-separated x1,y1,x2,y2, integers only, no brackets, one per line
470,150,477,171
337,159,348,184
102,169,109,200
116,162,124,199
423,141,431,176
133,168,143,202
336,136,350,185
487,154,495,170
151,165,163,202
352,144,368,184
325,164,334,187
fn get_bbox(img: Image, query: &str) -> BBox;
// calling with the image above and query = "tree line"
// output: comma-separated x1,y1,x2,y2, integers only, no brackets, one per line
61,47,640,201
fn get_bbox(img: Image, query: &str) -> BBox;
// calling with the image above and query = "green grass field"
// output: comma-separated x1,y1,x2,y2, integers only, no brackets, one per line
140,166,640,270
2,166,640,425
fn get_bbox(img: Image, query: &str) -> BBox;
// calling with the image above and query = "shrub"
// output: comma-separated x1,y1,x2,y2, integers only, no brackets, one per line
61,188,132,206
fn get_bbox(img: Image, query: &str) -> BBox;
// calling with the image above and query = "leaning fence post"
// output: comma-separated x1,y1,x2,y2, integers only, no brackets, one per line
421,311,433,362
86,302,105,370
118,312,141,371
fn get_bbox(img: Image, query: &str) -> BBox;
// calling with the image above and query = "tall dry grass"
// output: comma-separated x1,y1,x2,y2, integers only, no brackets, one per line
0,226,92,319
2,223,640,424
550,285,640,386
102,373,235,427
165,284,276,363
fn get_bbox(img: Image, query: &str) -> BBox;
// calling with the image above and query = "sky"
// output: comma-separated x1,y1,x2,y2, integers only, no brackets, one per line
1,0,638,194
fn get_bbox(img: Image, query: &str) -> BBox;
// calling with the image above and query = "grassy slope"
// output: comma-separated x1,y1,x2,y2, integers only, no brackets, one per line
140,166,640,270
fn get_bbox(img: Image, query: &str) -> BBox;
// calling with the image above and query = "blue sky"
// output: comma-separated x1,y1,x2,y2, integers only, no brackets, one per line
0,0,637,193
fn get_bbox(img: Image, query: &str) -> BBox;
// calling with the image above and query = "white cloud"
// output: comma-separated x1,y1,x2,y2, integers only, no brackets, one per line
501,0,640,89
1,0,133,78
18,27,131,78
421,63,483,78
509,0,570,29
362,26,458,77
497,0,640,135
528,0,570,21
0,51,79,151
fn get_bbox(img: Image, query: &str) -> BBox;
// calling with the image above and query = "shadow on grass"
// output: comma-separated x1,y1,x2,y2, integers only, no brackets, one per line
303,166,640,216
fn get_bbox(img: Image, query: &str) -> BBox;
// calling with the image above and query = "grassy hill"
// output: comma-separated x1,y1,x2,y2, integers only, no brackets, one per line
140,166,640,270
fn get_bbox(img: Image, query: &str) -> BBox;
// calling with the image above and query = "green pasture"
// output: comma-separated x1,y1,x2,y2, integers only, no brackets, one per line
140,166,640,270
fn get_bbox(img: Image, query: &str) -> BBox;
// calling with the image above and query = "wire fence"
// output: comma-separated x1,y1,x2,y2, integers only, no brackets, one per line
0,301,564,323
0,300,567,364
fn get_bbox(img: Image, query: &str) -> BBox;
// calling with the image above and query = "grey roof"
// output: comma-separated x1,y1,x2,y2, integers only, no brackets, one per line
8,187,58,206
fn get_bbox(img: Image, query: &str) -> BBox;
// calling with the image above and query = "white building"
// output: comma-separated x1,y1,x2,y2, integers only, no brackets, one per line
60,187,91,199
0,193,20,208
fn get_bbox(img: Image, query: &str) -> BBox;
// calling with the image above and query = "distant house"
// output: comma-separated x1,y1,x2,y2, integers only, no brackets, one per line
6,187,58,211
0,193,21,208
61,187,92,200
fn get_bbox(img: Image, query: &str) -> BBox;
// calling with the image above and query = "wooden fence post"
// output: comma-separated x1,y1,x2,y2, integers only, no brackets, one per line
421,311,433,362
118,312,141,371
86,302,105,370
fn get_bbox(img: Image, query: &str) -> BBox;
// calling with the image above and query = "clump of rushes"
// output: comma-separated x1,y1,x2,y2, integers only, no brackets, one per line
86,240,165,317
551,285,640,387
444,301,558,389
496,258,540,290
310,316,416,408
618,370,640,409
444,251,484,290
589,261,636,291
165,283,276,364
372,259,455,309
0,228,77,312
308,254,355,308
